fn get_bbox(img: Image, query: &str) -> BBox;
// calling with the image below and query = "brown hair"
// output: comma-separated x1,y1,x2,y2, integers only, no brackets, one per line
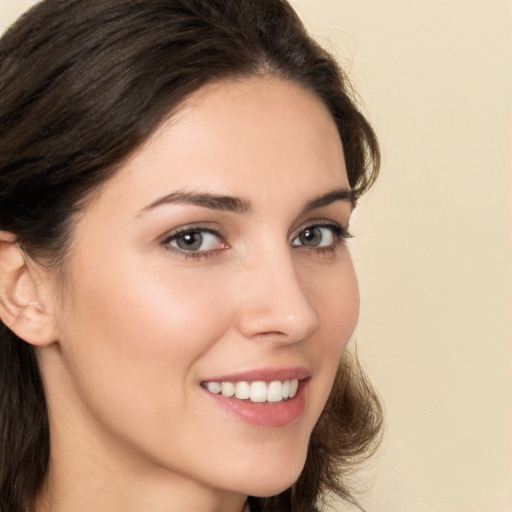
0,1,382,511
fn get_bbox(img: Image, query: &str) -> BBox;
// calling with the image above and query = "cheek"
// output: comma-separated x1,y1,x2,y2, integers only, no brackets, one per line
302,251,359,412
49,243,359,495
324,263,359,354
56,258,234,429
306,250,359,349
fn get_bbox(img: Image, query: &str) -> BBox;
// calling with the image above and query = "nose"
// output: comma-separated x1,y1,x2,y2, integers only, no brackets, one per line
234,247,319,344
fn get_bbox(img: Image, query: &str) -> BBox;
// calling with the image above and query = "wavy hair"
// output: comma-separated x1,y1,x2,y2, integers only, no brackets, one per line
0,1,382,511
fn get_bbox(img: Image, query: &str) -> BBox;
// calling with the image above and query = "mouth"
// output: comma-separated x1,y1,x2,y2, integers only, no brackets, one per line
200,370,310,427
200,378,299,404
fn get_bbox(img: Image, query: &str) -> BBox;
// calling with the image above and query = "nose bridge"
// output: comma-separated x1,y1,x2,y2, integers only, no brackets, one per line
235,240,319,342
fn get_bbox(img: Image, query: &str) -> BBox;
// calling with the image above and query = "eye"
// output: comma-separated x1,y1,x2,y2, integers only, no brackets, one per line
163,228,225,253
291,224,347,248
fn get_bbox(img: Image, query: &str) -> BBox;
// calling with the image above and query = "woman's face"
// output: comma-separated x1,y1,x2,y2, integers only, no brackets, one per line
42,76,359,503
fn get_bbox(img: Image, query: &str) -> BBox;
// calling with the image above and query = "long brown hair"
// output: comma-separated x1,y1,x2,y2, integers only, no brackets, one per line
0,1,382,511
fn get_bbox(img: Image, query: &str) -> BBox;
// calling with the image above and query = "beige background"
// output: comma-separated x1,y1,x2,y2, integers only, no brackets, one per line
1,1,511,511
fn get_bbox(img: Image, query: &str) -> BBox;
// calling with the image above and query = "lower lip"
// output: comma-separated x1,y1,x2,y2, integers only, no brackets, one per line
203,380,308,428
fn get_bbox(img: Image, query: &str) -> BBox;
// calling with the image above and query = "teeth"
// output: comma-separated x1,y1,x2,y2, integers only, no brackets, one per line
289,379,299,398
221,382,235,397
207,382,222,394
235,381,250,399
250,381,268,402
282,380,290,399
204,379,300,403
267,381,283,402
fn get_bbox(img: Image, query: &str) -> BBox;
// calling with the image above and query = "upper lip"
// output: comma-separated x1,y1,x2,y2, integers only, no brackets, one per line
201,367,311,383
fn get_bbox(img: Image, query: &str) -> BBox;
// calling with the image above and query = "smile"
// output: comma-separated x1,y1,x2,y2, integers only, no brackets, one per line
201,379,299,403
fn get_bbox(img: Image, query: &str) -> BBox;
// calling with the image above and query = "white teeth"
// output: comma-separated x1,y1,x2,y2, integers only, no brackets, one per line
289,378,299,398
250,381,268,402
204,378,300,403
235,381,250,399
267,381,283,402
207,382,221,394
221,382,235,397
282,380,290,399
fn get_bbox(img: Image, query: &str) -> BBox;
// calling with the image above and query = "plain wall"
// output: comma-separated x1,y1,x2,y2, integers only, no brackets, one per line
1,1,511,511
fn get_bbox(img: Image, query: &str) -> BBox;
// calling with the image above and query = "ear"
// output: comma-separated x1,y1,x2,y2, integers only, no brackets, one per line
0,231,59,346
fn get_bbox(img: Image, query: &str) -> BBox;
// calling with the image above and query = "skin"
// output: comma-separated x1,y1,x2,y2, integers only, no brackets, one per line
31,75,360,512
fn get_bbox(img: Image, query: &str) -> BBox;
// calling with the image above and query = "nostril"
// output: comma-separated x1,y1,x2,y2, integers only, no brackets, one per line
235,304,319,343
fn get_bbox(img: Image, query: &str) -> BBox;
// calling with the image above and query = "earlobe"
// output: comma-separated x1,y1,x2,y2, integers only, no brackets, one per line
0,231,59,346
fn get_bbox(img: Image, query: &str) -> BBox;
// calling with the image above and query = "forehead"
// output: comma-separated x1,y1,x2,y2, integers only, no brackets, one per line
88,75,348,215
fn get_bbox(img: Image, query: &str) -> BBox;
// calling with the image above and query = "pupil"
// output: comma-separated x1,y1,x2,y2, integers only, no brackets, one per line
177,232,202,250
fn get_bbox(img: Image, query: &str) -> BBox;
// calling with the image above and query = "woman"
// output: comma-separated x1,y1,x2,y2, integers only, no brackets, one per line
0,1,382,511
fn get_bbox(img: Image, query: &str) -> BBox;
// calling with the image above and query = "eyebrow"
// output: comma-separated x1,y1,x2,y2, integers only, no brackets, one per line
301,188,354,213
140,187,353,216
140,190,251,215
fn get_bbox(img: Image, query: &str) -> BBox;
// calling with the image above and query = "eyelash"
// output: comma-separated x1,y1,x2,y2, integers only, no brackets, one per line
160,222,352,260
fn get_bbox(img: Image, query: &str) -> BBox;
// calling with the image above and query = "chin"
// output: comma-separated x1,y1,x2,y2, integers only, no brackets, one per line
244,471,302,499
233,445,308,498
